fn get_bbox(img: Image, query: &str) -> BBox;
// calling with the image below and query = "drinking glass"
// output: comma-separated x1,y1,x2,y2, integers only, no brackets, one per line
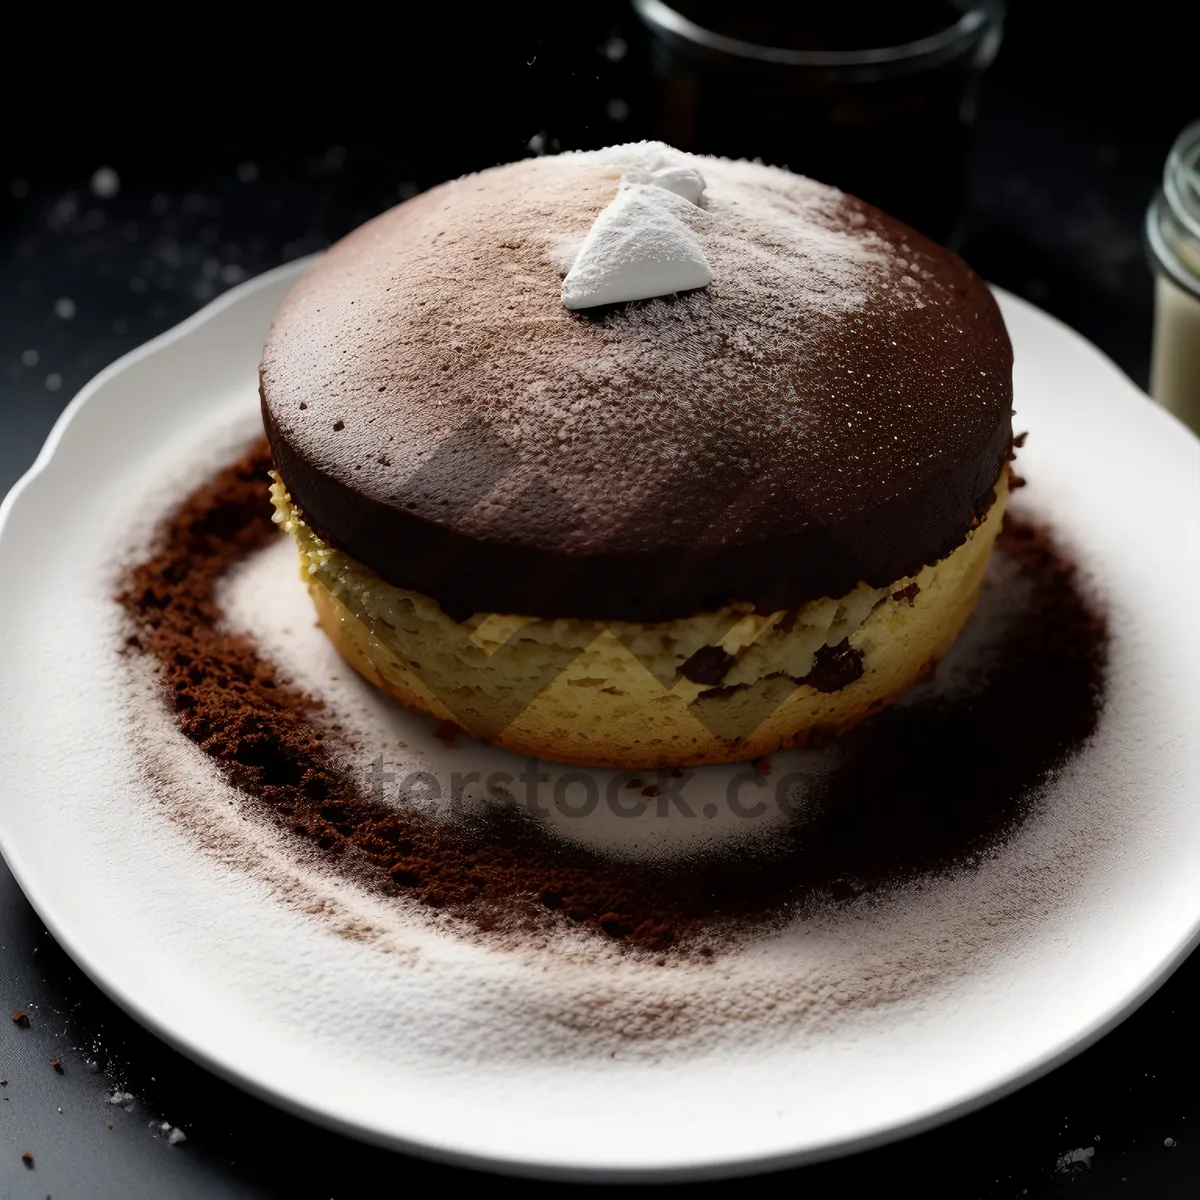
631,0,1005,245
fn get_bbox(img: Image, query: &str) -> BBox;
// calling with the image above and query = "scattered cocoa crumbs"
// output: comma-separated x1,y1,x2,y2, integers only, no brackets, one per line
119,443,1108,952
640,784,659,797
598,912,635,939
892,582,921,607
21,1150,33,1168
117,448,331,809
50,1058,63,1075
754,756,773,776
11,1012,29,1028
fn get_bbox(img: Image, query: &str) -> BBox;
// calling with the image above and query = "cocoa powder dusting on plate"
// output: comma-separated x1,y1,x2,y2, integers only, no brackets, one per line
118,443,1107,953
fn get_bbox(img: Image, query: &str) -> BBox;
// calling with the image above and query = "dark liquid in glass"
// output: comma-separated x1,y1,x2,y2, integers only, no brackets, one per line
643,1,1000,245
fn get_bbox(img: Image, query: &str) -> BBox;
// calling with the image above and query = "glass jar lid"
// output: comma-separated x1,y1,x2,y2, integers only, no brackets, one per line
1147,119,1200,299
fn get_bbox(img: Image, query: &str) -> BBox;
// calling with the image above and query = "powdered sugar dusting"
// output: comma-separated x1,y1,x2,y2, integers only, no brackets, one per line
161,464,1117,1043
123,567,1119,1057
509,144,899,475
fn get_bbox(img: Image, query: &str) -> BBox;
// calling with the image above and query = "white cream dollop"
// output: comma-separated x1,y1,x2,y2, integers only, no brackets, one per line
561,165,711,311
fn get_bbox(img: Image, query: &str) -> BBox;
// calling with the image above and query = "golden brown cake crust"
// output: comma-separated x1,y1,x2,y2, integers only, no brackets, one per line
299,473,1007,768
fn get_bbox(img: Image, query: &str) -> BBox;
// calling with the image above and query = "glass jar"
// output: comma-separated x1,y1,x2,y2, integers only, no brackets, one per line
1146,119,1200,433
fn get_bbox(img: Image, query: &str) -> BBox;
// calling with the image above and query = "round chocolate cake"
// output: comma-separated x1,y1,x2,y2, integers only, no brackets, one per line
261,142,1013,767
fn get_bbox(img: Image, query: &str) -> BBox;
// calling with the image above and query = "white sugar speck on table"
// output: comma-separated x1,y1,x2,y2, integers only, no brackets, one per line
90,166,120,199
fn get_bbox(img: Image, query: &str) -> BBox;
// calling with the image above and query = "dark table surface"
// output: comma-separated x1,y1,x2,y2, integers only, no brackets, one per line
1,5,1197,1196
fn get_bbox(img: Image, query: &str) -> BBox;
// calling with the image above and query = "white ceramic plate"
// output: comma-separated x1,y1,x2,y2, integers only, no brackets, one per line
1,262,1198,1181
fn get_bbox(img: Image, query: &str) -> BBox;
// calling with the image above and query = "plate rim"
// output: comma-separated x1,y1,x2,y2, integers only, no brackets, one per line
1,264,1198,1181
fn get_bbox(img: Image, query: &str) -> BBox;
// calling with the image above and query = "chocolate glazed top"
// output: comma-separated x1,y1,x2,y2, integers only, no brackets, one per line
261,145,1012,623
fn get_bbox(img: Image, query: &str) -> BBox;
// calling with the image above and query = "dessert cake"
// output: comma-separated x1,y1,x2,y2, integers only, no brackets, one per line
260,143,1013,767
